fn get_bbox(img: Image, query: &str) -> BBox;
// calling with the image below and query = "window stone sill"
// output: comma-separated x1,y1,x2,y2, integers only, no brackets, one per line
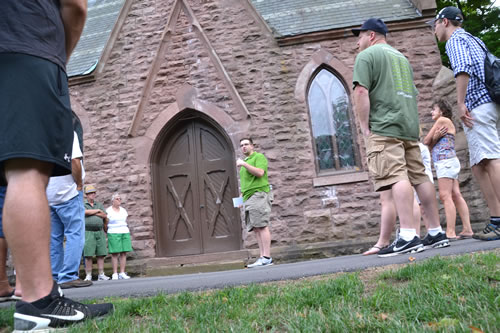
313,171,369,187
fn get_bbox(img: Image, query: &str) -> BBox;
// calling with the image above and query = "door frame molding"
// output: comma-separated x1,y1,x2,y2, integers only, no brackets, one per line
131,85,250,257
129,85,250,170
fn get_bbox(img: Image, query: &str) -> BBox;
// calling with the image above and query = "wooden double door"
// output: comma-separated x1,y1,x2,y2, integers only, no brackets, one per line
154,118,241,256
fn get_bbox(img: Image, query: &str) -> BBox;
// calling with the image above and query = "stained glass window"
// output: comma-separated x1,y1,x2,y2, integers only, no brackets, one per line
308,69,358,172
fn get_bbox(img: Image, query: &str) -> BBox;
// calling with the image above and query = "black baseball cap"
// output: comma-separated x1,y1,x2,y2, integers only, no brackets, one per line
426,6,463,25
351,18,388,37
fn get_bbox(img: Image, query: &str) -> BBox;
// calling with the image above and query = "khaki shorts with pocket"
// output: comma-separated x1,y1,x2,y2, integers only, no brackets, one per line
365,133,429,192
244,191,272,232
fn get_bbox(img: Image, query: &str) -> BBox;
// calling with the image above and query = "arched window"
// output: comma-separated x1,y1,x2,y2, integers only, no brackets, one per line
308,68,359,172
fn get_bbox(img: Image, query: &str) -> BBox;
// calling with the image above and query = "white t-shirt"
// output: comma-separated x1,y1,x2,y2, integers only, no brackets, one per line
106,206,130,234
46,132,85,206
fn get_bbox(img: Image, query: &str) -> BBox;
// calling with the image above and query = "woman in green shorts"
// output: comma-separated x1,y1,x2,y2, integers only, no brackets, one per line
106,193,133,280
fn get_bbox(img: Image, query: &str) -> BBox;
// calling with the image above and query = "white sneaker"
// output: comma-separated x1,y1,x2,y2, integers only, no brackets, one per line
111,273,119,280
98,273,110,281
118,272,130,280
84,274,92,281
261,257,273,266
247,257,274,268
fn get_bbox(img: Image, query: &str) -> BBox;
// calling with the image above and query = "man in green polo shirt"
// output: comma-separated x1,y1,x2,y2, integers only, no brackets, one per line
237,138,273,268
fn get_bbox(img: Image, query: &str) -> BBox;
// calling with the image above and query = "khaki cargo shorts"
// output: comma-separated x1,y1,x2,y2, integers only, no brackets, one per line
244,191,272,232
365,133,429,192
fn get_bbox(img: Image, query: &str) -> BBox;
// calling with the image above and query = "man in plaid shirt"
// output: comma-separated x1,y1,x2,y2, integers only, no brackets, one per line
429,6,500,241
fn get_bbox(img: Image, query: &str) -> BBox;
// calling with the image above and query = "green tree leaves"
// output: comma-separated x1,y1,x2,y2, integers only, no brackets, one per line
436,0,500,67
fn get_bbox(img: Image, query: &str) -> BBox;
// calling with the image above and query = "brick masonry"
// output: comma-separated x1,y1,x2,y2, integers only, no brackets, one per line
68,0,487,259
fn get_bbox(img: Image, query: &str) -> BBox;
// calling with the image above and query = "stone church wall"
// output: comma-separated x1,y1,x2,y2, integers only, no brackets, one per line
69,0,487,259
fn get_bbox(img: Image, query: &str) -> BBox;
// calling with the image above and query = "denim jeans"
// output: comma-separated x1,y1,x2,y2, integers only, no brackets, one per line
50,191,85,283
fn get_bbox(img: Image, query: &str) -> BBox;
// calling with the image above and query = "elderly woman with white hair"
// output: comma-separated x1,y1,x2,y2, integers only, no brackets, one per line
106,193,132,280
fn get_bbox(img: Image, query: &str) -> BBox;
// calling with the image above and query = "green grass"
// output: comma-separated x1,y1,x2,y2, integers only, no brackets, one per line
1,250,499,332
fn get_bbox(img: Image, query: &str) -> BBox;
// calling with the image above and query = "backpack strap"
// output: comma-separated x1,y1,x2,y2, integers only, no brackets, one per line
464,31,489,54
462,32,488,84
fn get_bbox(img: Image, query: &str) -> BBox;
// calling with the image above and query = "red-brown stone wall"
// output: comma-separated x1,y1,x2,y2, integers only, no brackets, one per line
70,0,486,258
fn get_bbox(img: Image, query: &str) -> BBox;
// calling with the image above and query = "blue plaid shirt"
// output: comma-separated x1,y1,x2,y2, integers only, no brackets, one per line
446,28,492,110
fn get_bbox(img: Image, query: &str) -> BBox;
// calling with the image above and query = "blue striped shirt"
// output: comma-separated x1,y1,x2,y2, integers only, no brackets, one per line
445,28,492,110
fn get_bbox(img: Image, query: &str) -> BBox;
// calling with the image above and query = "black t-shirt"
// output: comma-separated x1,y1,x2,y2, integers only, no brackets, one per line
0,0,66,70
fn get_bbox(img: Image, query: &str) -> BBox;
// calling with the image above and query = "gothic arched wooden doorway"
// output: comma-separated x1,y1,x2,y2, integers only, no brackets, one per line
152,113,241,257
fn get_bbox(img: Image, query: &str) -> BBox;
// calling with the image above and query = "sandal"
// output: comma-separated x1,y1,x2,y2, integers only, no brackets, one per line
0,290,16,302
457,234,473,240
363,245,384,256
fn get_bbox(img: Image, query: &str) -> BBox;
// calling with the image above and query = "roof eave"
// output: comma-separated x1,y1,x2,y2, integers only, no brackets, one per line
275,17,435,47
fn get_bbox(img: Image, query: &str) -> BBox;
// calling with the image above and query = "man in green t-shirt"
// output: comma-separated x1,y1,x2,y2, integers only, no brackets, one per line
237,138,273,268
352,18,449,257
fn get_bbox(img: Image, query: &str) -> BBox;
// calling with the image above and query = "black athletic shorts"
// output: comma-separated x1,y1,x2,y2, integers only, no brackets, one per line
0,53,73,185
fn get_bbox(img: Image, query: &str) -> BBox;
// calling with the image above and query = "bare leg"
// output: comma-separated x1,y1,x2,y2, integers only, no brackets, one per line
97,256,105,274
3,159,53,302
363,190,396,255
84,257,93,276
14,274,22,297
420,204,430,230
254,227,271,257
483,159,500,206
451,180,473,235
0,238,13,295
253,229,263,257
391,180,415,229
413,197,422,237
377,190,396,247
414,181,441,229
111,254,118,274
471,163,500,216
119,253,126,274
438,178,456,238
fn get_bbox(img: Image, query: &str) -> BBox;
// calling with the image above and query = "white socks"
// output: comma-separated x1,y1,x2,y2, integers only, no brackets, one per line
428,226,443,236
399,228,417,241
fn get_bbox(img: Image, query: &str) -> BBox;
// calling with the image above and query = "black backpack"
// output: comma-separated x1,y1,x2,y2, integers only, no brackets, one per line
468,34,500,104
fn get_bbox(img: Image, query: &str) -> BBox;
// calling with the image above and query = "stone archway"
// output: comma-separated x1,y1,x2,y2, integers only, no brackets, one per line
152,112,242,256
128,85,250,257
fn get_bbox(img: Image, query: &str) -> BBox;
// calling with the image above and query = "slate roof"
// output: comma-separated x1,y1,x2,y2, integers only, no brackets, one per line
67,0,125,77
250,0,421,37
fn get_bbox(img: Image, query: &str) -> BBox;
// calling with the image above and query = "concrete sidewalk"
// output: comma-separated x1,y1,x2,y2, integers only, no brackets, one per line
58,238,499,301
1,238,498,309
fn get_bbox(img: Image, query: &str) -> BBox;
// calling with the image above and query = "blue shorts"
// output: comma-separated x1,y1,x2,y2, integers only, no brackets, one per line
0,186,5,238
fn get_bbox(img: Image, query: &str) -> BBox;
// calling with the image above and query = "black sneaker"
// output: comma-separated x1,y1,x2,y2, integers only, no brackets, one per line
14,282,113,331
422,232,450,249
378,235,424,257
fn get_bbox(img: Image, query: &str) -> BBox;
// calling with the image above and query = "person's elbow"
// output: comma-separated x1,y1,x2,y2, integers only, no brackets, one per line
256,170,265,178
61,0,87,18
71,158,81,169
354,85,368,98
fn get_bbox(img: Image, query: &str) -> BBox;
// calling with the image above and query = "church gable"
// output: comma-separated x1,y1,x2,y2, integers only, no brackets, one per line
129,0,250,137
